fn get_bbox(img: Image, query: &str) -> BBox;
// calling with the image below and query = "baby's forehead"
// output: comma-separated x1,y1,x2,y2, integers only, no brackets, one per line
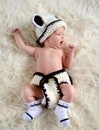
54,27,65,33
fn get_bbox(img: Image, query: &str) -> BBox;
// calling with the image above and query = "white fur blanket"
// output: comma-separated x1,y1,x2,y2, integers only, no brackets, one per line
0,0,98,130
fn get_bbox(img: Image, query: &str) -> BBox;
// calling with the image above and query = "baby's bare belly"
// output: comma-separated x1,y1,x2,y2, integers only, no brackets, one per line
35,48,64,75
36,66,63,75
36,61,63,75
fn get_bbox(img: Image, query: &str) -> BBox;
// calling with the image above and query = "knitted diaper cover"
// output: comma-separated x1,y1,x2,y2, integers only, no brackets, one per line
30,69,72,108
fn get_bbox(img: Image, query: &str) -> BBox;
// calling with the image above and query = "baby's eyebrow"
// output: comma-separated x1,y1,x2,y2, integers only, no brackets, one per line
56,31,61,33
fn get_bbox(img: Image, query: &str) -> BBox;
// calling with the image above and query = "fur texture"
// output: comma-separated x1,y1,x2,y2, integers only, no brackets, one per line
0,0,98,130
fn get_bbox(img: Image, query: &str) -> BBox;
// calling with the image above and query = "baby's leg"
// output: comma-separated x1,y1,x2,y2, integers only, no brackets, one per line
60,84,75,102
21,84,43,102
21,84,43,121
55,84,76,127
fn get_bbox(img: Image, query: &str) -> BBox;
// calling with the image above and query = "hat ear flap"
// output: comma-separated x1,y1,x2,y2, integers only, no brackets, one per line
32,15,45,29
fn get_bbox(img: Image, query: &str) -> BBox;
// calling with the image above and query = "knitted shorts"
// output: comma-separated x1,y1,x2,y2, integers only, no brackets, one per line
30,69,72,108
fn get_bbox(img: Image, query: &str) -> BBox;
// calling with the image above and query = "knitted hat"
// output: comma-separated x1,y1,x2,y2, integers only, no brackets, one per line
32,14,67,45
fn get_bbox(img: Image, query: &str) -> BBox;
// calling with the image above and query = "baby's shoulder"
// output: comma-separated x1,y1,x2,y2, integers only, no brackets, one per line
34,46,44,55
35,46,43,52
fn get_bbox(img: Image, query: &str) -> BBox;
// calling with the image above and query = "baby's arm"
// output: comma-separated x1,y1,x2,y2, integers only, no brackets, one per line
11,28,36,56
63,44,76,68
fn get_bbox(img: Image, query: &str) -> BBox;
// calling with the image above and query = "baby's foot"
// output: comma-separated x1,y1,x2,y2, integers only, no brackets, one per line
23,100,43,121
55,100,71,127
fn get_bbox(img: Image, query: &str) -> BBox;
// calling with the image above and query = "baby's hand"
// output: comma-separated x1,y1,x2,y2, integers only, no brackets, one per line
11,28,20,36
68,44,76,52
10,28,24,47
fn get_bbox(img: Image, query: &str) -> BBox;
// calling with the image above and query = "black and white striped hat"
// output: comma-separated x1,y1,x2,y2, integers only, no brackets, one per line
32,14,67,45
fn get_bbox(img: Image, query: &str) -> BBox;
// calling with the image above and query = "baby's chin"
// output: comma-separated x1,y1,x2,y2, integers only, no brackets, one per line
56,45,63,49
51,42,64,49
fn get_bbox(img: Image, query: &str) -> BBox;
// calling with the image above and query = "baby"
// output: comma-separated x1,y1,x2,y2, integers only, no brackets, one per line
11,14,76,127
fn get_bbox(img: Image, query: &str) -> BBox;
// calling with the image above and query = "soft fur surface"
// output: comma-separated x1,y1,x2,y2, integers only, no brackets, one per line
0,0,99,130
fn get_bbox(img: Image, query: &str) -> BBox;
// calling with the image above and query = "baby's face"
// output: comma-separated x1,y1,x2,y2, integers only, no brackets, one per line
45,27,65,48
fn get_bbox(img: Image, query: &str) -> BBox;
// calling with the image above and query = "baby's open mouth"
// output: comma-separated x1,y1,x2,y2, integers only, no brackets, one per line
60,41,64,45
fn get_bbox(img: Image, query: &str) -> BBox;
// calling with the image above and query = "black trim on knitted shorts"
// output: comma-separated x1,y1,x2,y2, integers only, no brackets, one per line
33,69,73,85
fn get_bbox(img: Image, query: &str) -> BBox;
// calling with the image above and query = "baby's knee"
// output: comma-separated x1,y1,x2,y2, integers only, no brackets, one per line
68,85,76,97
21,85,34,99
60,84,76,102
69,85,76,95
61,84,76,96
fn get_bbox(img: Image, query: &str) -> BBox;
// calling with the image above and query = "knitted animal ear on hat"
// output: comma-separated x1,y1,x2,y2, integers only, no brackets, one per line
32,15,45,29
32,14,67,45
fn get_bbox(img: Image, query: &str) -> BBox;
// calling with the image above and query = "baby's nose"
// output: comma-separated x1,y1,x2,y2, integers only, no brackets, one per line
61,35,64,40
